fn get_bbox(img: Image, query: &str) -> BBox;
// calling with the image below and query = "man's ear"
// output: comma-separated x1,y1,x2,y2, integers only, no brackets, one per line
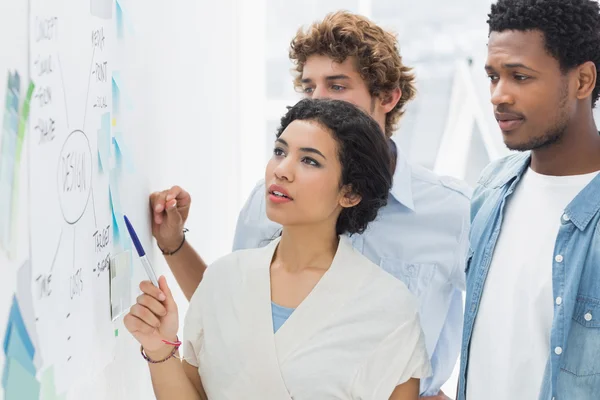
575,61,597,101
340,185,362,208
379,87,402,114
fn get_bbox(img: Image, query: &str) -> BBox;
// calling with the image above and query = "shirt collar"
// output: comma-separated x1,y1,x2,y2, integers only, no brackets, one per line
497,151,600,231
565,172,600,231
389,136,415,211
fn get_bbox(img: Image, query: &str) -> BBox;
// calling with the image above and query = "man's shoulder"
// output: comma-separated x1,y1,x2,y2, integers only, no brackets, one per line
410,163,473,202
477,152,530,189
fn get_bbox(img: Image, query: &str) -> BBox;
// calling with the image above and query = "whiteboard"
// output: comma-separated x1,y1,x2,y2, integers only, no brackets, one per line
1,0,247,397
26,0,155,397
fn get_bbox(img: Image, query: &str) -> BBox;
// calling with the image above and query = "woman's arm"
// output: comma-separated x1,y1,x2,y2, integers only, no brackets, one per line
124,277,205,399
183,361,208,400
142,345,204,400
389,378,420,400
162,240,207,301
150,186,207,301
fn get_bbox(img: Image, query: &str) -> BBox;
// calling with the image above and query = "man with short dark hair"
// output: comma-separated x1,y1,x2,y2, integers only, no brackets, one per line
459,1,600,399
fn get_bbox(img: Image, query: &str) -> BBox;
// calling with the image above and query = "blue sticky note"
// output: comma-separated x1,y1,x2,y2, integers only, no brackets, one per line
109,171,128,249
3,357,40,400
111,76,120,115
115,0,135,39
109,185,120,245
3,297,34,359
97,112,111,172
116,0,124,39
111,72,133,111
112,133,135,173
5,324,35,376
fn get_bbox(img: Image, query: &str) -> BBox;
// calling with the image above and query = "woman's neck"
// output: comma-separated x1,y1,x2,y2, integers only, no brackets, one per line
275,226,339,272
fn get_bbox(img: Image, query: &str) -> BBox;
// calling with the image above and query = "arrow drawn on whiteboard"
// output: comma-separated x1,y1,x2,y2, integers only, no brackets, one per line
56,53,71,130
35,228,63,299
90,183,98,228
82,46,97,129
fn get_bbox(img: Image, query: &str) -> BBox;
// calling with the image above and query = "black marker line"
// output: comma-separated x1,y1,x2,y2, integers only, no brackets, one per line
90,183,98,228
73,225,76,271
82,46,97,129
49,228,63,275
56,53,71,130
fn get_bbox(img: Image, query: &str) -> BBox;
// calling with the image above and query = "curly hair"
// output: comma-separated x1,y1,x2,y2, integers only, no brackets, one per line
488,0,600,107
276,98,392,236
289,11,416,137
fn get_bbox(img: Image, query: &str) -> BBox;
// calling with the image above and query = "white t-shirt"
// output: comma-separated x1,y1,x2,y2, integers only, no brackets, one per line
467,168,600,400
183,236,431,400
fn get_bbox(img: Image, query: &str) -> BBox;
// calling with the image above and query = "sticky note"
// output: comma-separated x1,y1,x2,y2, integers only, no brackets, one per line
3,357,40,399
97,112,111,172
90,0,112,19
111,72,133,111
110,187,121,246
3,297,34,359
115,0,135,39
111,76,121,116
113,133,135,173
40,366,65,400
5,324,36,376
109,171,128,249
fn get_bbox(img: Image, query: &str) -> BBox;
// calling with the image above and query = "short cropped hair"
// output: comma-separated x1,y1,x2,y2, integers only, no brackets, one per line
488,0,600,107
277,98,392,235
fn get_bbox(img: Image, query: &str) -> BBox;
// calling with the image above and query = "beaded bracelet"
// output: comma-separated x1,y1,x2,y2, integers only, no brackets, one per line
158,228,189,256
140,337,182,364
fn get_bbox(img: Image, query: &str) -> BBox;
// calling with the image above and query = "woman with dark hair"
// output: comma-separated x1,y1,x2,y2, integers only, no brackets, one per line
124,98,430,400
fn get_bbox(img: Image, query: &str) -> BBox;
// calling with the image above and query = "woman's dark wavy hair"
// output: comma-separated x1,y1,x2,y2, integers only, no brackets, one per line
488,0,600,107
276,98,392,236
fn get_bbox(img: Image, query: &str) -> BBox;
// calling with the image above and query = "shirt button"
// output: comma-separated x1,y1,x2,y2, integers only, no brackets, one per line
555,347,563,355
555,255,564,263
585,313,593,321
562,213,570,222
555,297,563,305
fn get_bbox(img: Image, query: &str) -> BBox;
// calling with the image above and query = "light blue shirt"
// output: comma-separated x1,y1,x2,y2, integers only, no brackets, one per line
232,141,472,397
272,302,295,333
459,153,600,400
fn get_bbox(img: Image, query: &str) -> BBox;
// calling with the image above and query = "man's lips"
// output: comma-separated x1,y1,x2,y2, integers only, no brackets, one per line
495,112,525,131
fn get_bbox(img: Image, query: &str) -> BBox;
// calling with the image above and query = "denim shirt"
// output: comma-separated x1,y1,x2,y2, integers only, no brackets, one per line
458,152,600,400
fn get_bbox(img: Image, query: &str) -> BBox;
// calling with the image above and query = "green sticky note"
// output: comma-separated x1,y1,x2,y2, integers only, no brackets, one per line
3,357,40,400
115,329,118,337
40,367,58,400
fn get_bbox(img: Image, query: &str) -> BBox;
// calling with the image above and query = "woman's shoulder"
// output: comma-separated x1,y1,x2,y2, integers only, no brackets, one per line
347,248,419,320
204,244,274,281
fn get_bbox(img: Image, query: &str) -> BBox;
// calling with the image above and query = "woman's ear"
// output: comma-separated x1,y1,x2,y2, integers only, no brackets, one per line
340,185,362,208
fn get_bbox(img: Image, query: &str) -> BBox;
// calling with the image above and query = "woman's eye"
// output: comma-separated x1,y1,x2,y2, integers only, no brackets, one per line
302,157,319,167
273,148,285,156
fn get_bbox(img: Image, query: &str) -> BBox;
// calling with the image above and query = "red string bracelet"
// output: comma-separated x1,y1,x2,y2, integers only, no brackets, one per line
140,337,182,364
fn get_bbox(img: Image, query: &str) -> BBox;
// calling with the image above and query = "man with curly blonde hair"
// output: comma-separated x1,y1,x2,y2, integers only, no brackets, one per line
150,11,470,400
